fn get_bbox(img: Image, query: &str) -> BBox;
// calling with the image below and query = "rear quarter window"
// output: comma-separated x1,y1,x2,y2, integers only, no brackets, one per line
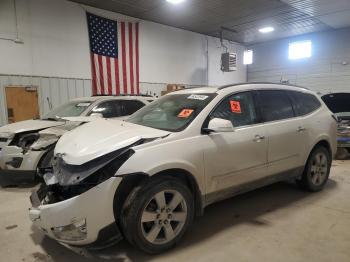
288,91,321,116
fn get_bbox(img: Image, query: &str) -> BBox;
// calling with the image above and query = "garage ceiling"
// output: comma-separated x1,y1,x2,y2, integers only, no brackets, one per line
70,0,350,44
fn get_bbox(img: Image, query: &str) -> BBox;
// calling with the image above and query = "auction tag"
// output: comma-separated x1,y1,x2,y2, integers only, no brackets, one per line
230,100,241,113
178,109,194,118
187,94,209,100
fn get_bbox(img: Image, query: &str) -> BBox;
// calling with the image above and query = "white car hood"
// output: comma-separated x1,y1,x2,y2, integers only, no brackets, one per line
0,120,64,134
56,119,170,165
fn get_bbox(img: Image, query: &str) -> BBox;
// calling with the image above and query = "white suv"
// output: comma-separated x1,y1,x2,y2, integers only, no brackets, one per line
29,83,337,254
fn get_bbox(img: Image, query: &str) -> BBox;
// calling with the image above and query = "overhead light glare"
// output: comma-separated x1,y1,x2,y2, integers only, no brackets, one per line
166,0,186,4
259,26,274,33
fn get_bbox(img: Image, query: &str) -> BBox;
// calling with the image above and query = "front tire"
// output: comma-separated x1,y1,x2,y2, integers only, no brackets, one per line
120,176,194,254
297,146,331,192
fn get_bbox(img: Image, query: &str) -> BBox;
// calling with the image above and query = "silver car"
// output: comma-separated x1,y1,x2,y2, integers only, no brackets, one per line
29,83,337,254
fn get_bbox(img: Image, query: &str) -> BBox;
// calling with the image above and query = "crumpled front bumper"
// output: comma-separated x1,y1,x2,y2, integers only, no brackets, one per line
29,176,123,247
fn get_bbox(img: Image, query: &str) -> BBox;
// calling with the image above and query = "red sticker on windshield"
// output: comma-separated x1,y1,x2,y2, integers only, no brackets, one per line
230,100,241,113
178,109,194,118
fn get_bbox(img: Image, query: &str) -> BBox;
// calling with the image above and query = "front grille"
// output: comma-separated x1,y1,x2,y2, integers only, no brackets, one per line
0,138,8,143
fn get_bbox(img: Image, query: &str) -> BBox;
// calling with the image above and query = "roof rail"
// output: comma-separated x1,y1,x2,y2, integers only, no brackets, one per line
92,94,153,97
218,82,309,90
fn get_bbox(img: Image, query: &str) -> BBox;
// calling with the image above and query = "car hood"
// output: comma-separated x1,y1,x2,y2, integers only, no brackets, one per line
55,119,170,165
321,93,350,114
0,120,64,135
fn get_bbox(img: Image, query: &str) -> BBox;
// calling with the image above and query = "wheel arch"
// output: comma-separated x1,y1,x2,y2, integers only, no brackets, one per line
113,168,204,225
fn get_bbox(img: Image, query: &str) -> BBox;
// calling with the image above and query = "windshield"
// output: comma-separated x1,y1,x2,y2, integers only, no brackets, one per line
127,93,216,131
42,101,92,120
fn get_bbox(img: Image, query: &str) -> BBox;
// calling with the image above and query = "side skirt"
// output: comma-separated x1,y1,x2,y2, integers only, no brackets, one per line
204,166,304,207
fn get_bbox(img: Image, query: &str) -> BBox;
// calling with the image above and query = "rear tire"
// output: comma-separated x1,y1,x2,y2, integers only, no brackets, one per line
297,146,331,192
120,176,194,254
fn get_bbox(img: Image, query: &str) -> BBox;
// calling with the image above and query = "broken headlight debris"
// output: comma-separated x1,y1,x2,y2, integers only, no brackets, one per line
9,131,40,152
39,147,136,205
31,134,59,151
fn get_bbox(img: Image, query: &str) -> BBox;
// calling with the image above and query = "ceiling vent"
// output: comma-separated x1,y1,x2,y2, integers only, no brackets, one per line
221,52,237,72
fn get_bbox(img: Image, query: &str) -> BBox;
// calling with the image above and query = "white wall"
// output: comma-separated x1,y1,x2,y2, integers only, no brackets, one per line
0,0,247,125
248,27,350,94
0,0,246,85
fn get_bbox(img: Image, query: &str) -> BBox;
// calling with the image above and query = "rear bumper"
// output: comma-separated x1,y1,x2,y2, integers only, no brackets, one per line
0,169,36,186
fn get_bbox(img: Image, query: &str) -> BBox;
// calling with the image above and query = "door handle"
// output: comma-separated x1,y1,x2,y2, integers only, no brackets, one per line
253,135,265,142
297,126,306,132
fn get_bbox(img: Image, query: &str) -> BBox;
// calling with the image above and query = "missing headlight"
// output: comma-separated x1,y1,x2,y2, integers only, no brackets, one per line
9,132,39,152
41,146,136,204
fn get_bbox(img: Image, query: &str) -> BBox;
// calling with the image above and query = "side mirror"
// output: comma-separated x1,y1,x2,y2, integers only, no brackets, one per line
204,118,234,133
90,113,103,118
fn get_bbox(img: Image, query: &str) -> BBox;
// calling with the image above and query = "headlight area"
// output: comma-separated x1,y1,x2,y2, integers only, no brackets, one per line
40,147,135,205
9,132,40,153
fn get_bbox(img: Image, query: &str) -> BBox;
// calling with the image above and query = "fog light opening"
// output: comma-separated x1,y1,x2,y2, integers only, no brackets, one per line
51,219,87,241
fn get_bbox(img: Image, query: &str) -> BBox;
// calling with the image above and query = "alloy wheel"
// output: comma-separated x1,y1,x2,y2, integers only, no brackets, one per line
140,190,188,245
310,152,328,186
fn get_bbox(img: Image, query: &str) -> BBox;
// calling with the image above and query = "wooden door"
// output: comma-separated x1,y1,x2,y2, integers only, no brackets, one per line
5,86,40,123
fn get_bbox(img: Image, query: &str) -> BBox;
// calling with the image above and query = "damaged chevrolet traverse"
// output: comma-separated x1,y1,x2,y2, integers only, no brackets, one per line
29,83,337,254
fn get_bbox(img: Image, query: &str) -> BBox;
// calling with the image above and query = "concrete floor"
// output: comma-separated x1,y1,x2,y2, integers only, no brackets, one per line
1,160,350,262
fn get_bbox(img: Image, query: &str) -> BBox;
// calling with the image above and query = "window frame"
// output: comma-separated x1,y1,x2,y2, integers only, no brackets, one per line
203,90,263,130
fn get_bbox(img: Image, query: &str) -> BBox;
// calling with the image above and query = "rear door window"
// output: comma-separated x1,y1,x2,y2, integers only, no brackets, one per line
90,100,123,118
258,90,295,122
121,100,146,116
288,91,321,116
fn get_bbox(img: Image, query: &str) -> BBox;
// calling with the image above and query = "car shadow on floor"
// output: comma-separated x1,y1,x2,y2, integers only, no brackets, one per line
30,179,338,262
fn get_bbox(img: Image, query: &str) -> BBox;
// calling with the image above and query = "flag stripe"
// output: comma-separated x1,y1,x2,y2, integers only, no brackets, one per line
129,23,135,95
106,57,112,95
114,58,120,95
94,54,101,95
121,22,128,94
97,55,105,95
135,23,140,95
90,53,98,95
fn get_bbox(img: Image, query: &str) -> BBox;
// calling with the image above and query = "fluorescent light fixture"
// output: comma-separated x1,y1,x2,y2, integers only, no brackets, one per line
259,26,274,33
289,40,312,60
243,50,253,65
166,0,185,4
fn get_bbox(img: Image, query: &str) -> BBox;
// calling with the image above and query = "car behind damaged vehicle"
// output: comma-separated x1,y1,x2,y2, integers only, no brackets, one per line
0,96,153,186
321,93,350,158
29,83,337,254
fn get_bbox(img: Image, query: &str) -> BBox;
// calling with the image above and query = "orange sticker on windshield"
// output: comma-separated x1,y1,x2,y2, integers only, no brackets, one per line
230,100,241,113
178,109,194,118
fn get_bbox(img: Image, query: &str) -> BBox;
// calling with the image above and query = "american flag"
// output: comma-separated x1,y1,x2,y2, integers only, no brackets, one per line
87,13,140,95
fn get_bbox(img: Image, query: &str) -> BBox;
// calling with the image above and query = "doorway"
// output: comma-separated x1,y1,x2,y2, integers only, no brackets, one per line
5,86,40,123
